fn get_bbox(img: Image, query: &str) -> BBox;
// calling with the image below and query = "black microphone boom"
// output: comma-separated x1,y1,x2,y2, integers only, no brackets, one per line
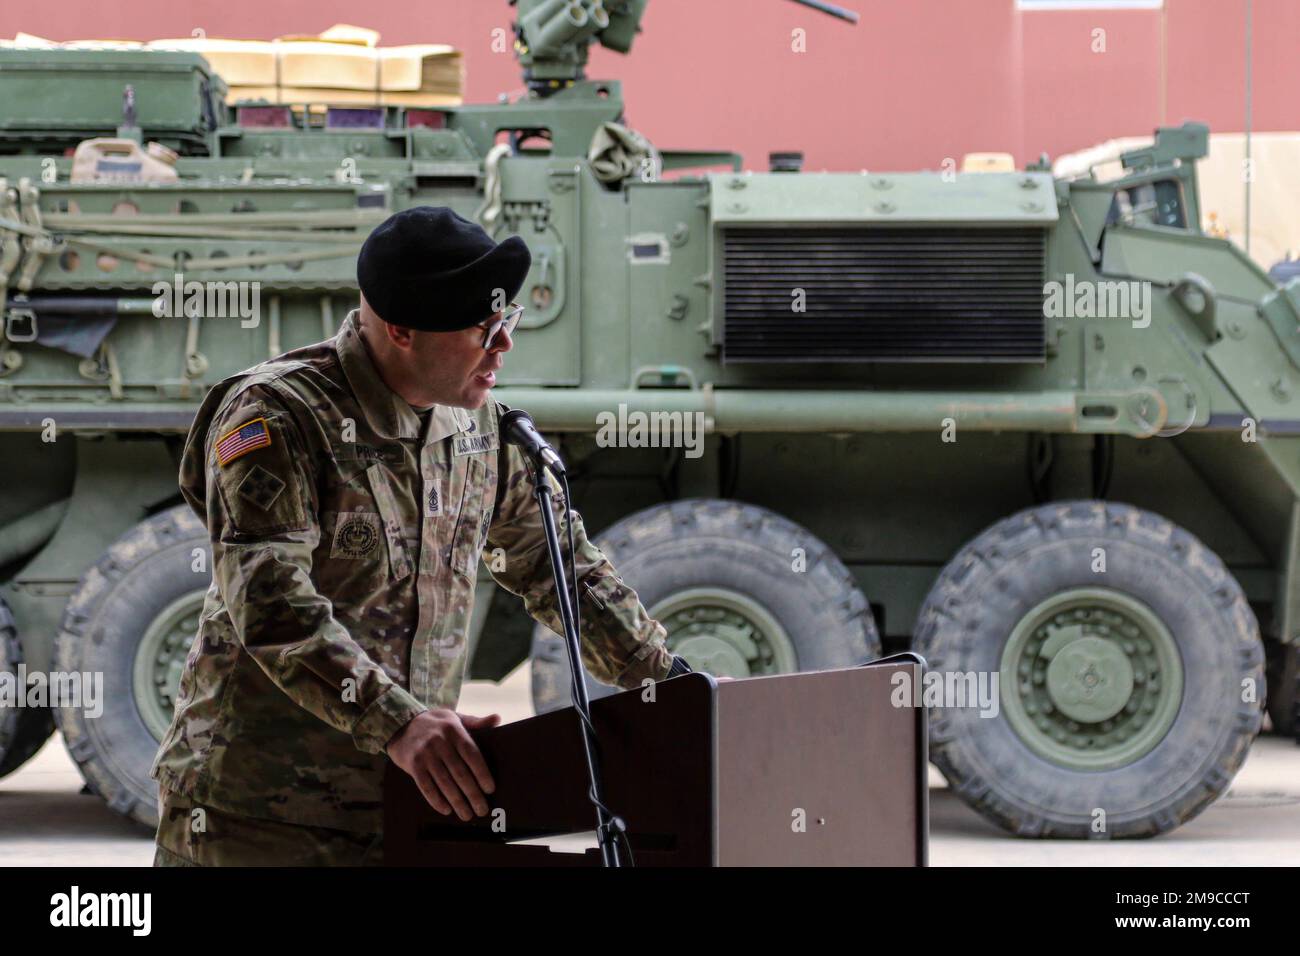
500,407,566,476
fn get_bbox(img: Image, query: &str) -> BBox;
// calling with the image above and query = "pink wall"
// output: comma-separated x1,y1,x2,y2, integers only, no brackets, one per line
1021,8,1165,161
2,0,1297,172
1165,0,1300,137
1023,0,1300,163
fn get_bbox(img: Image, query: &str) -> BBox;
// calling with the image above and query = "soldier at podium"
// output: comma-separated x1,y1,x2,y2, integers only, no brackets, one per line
151,207,692,866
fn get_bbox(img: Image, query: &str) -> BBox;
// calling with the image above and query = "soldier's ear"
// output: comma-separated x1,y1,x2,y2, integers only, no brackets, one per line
381,320,417,351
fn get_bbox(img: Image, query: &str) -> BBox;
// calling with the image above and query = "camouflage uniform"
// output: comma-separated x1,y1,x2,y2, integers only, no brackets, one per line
151,308,672,863
153,788,383,867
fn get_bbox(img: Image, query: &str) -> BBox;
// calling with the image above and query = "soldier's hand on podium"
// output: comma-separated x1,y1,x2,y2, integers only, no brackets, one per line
386,708,501,821
668,653,735,683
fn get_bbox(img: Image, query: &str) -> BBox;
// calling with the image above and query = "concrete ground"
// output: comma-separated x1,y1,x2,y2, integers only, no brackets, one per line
2,663,1297,866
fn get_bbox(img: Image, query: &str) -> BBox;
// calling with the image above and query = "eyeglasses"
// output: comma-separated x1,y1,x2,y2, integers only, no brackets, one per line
478,303,523,350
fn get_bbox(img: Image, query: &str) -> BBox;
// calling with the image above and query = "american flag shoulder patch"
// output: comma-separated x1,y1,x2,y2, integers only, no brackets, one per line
215,417,273,467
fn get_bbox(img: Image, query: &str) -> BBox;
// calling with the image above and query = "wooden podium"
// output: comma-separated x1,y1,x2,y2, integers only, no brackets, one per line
383,656,928,866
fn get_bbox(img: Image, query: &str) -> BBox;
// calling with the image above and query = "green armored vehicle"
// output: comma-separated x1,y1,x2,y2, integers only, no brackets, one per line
0,0,1293,839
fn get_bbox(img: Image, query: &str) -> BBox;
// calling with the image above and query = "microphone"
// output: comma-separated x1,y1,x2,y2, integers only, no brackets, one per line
500,407,566,477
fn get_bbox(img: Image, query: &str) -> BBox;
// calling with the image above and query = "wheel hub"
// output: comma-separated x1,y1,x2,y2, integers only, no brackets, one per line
132,591,205,742
650,587,797,679
1046,635,1135,723
999,587,1183,771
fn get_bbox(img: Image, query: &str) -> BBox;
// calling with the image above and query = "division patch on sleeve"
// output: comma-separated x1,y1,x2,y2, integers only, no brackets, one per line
215,417,272,467
236,465,286,511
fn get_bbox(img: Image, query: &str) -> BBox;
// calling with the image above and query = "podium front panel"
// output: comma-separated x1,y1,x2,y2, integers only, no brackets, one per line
714,662,926,866
385,661,926,866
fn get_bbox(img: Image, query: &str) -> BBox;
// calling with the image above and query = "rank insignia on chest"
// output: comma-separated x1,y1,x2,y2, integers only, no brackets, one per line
424,481,441,517
453,433,499,456
215,417,272,467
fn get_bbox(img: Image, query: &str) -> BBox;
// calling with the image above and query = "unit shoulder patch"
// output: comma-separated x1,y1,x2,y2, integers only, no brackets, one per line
237,465,286,511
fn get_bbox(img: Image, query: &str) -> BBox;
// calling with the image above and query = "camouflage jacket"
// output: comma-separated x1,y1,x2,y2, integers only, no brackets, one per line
150,309,672,832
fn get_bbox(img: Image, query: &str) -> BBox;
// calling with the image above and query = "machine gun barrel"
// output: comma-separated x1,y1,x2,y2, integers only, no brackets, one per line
786,0,860,24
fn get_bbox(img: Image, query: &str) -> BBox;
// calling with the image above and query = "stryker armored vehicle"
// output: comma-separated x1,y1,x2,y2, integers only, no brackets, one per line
0,0,1294,839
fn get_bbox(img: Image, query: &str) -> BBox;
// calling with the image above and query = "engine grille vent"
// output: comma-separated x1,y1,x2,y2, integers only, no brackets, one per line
721,226,1046,362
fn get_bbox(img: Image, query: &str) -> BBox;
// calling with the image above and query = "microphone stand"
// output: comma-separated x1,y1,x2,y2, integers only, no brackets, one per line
525,457,625,867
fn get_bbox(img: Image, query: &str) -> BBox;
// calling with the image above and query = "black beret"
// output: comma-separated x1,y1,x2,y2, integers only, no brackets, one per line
356,206,532,332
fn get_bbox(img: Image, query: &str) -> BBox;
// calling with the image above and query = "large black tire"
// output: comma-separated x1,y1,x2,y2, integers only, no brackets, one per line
531,498,880,714
914,500,1265,838
53,505,211,828
0,597,55,778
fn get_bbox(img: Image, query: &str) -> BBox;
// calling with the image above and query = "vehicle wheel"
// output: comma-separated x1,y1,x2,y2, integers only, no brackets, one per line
914,500,1265,838
531,498,880,714
53,505,210,828
1265,640,1298,740
0,597,55,778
